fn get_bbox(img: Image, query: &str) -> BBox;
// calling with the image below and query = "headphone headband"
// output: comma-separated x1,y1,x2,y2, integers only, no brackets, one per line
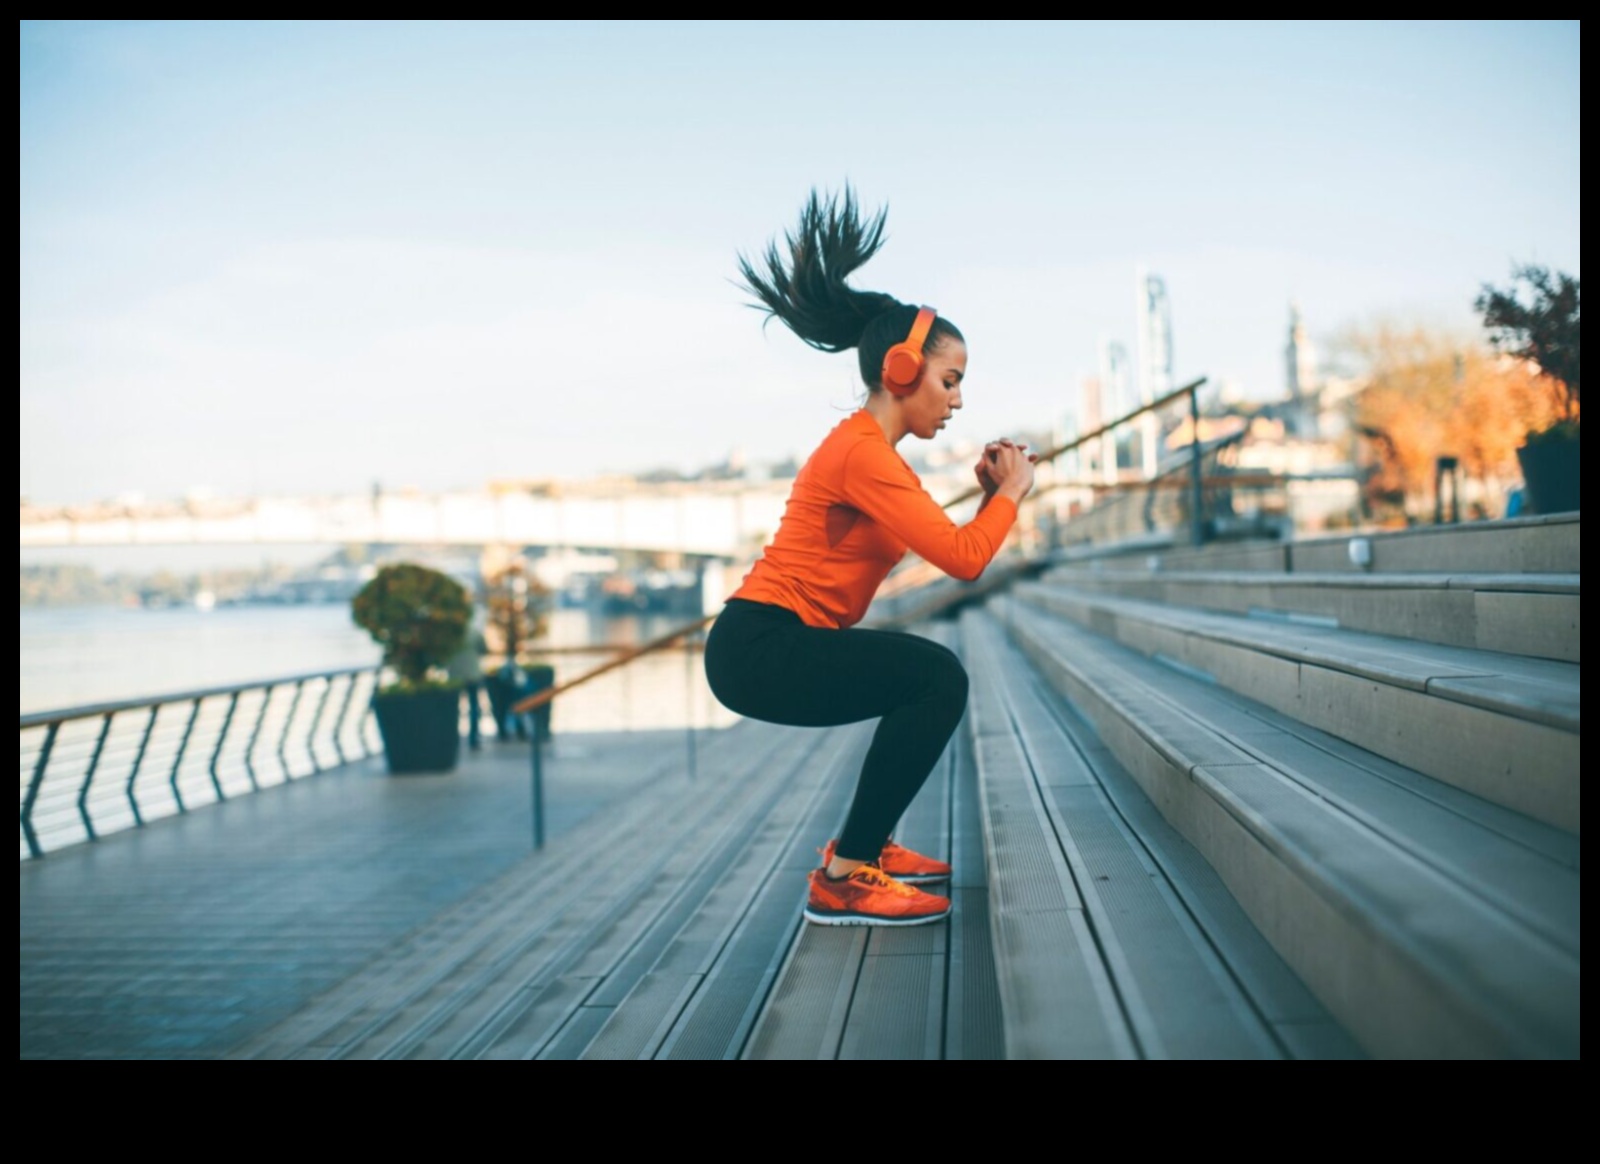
905,305,936,350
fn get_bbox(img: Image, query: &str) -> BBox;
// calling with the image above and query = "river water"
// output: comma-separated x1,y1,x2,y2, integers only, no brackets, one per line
19,603,735,732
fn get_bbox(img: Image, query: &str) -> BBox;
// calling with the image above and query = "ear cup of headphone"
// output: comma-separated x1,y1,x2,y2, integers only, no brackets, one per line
882,344,924,396
880,306,937,397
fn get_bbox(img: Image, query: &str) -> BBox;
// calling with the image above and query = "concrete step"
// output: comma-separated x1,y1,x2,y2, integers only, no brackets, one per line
1011,582,1580,834
738,622,1010,1060
1039,566,1579,663
1128,513,1579,576
996,596,1579,1058
957,608,1364,1059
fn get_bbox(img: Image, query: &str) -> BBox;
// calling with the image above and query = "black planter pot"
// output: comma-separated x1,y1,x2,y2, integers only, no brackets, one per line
485,672,514,737
524,664,555,742
487,664,555,741
371,687,461,774
1517,434,1581,515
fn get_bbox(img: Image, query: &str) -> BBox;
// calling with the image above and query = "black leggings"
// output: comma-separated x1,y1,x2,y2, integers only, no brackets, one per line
703,598,968,861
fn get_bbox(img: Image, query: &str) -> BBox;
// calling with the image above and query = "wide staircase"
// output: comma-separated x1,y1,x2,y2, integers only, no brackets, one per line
971,510,1578,1059
212,512,1577,1060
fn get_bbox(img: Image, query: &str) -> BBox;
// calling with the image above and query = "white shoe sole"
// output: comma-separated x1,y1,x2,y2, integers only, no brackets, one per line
803,906,951,927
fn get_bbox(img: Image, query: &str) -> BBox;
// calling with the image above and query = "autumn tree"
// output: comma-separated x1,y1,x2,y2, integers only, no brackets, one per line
482,556,550,664
1341,323,1560,523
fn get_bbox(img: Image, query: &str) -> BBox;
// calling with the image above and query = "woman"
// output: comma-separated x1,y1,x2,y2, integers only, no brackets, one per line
704,188,1036,927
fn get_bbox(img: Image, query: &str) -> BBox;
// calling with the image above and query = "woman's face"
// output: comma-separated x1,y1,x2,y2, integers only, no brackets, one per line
902,339,967,440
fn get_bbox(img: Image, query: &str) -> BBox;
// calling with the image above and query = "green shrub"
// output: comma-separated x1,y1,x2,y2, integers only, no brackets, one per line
352,563,472,692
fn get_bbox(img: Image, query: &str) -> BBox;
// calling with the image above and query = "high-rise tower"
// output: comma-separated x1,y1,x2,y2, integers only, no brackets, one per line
1135,270,1173,476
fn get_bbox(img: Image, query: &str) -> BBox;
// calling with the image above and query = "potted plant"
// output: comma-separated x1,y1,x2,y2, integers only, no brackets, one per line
351,562,473,774
1477,264,1580,515
482,556,555,741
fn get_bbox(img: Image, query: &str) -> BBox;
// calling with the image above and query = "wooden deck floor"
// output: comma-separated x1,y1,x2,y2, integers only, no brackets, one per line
22,618,1373,1060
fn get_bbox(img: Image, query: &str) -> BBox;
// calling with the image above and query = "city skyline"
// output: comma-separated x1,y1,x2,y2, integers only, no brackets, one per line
22,21,1580,506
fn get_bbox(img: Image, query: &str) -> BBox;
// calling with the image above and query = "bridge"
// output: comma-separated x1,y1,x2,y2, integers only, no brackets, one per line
18,478,809,560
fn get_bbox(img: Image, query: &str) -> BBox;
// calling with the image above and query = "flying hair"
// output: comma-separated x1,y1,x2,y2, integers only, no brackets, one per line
737,186,963,391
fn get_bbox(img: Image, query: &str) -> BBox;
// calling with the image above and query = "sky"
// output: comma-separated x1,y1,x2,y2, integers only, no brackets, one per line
20,20,1581,507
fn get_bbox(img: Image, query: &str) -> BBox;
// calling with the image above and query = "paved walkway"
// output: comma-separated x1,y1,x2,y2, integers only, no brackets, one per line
20,730,689,1059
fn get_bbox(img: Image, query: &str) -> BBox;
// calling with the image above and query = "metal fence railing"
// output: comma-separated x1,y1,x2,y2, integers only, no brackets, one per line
20,666,383,860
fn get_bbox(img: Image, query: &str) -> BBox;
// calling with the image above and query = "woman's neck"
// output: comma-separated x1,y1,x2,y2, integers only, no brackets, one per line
862,392,907,446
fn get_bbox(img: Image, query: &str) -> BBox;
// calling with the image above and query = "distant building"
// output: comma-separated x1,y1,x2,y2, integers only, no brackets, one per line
1284,301,1321,439
1134,303,1372,537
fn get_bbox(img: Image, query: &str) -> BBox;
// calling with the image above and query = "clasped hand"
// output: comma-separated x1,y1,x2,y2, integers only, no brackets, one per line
974,438,1038,500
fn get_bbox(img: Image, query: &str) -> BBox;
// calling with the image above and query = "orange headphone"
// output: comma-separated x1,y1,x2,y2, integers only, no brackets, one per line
881,306,937,397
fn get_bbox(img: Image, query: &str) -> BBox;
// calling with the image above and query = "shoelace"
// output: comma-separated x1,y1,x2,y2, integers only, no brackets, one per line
849,863,917,896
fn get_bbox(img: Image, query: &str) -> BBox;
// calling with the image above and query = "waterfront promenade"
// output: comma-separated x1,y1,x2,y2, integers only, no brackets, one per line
20,731,679,1058
20,515,1580,1059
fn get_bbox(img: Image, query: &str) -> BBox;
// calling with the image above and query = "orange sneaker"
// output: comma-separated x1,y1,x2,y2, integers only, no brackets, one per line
820,838,951,885
804,864,951,927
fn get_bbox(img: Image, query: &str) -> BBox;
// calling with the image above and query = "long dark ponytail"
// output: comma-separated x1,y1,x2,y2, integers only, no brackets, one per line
736,186,963,391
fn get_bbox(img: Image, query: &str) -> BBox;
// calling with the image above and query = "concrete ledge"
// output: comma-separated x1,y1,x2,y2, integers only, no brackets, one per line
1289,514,1579,574
997,601,1579,1058
1039,569,1580,663
1014,583,1580,833
1077,514,1580,576
1047,567,1580,595
1019,584,1580,727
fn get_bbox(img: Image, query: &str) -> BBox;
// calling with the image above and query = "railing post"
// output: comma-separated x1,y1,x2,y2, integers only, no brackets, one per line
685,632,698,781
76,713,115,842
1189,384,1206,547
208,692,240,802
530,723,545,850
21,722,59,860
360,669,381,758
125,705,159,826
278,679,306,781
168,698,203,813
304,676,335,774
329,673,359,767
242,685,272,791
1435,455,1460,524
621,655,631,731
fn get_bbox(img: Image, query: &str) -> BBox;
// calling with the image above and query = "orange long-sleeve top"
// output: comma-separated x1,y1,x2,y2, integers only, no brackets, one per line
730,409,1019,629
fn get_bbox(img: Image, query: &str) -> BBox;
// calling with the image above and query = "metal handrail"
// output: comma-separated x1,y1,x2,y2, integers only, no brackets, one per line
872,376,1212,612
940,376,1208,508
20,665,379,730
19,664,383,860
508,617,714,718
